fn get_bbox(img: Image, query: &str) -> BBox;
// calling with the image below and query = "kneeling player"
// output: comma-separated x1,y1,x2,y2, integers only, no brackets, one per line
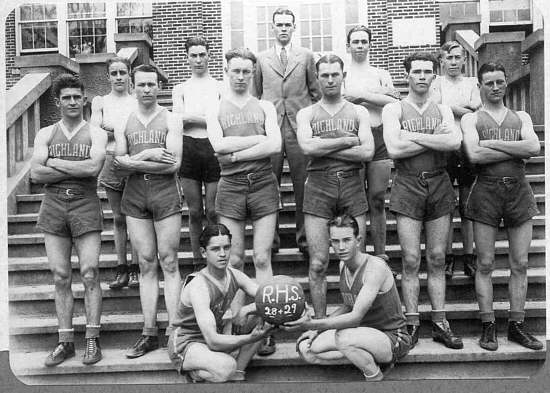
167,224,273,382
283,215,412,381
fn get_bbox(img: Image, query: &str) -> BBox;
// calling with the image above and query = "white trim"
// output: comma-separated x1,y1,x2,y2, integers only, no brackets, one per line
105,2,117,54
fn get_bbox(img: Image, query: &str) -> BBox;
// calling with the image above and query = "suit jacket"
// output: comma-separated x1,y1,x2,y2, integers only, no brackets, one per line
252,45,321,130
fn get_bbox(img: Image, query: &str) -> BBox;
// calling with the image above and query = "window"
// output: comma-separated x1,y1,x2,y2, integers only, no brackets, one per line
19,4,58,52
116,2,153,39
67,3,107,57
489,0,531,25
299,3,332,52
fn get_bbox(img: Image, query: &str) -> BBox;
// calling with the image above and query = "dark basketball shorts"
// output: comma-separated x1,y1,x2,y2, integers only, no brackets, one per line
37,186,103,238
215,170,280,221
446,150,475,188
371,124,389,161
389,170,456,221
303,169,368,219
98,151,127,192
381,327,413,365
463,175,539,228
179,135,221,183
121,174,182,220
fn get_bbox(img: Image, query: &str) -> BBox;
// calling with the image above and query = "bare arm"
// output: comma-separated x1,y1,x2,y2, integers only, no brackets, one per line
89,96,104,128
172,83,208,127
296,106,360,156
382,102,427,159
461,113,514,164
479,112,540,158
48,126,108,177
402,105,462,151
30,127,72,184
345,70,399,107
329,105,374,162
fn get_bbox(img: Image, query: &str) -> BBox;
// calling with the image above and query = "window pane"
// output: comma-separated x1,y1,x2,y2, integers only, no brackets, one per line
257,23,267,38
258,39,267,52
312,20,321,35
301,21,309,36
118,19,130,33
231,30,243,49
130,2,144,15
518,8,531,21
345,0,358,24
300,4,309,18
94,19,106,34
312,37,321,51
301,37,309,49
93,3,106,17
129,19,142,33
32,4,44,20
490,10,503,22
117,3,132,16
20,6,32,21
21,26,34,49
46,22,58,48
257,6,265,21
322,3,330,17
503,9,516,22
143,19,153,39
230,1,243,29
311,4,321,19
80,20,93,36
81,40,94,54
322,20,331,34
68,21,80,36
323,37,332,51
45,4,57,19
95,36,106,53
33,27,45,48
68,2,105,18
69,37,81,56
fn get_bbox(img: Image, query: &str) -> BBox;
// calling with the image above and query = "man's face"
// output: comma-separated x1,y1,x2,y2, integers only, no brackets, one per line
347,30,370,62
272,14,295,46
226,57,254,94
133,71,159,106
201,235,231,270
317,61,345,98
407,60,435,94
440,47,465,78
329,226,359,263
187,45,209,76
56,87,85,119
479,70,507,104
108,61,130,93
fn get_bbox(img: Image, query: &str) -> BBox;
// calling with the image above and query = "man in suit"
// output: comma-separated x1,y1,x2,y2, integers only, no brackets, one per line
252,6,321,260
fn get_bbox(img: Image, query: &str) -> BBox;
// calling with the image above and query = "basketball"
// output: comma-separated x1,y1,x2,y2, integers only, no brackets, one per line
255,275,306,325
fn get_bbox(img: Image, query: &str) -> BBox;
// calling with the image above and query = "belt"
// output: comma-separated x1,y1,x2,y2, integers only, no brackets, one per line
397,169,445,180
137,173,172,181
477,175,520,184
45,186,89,196
310,169,361,178
225,169,272,181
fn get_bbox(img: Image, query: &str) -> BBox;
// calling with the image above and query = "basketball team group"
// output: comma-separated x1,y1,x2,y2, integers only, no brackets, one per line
30,6,543,383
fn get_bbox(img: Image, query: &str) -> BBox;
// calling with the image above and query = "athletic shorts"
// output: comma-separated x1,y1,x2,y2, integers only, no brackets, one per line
167,327,206,375
179,135,221,183
381,327,413,365
303,169,368,219
98,151,127,192
215,170,280,221
371,125,389,161
121,174,182,220
463,175,539,228
389,170,456,221
36,186,103,238
446,150,475,188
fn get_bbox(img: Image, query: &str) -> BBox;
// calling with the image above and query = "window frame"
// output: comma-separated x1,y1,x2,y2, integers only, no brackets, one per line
66,2,108,57
17,3,60,54
115,2,153,39
488,0,532,26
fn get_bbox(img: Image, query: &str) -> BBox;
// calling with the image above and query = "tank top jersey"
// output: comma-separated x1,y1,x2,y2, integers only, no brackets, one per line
395,100,447,173
101,94,137,146
46,121,97,191
172,268,239,337
307,101,362,172
124,107,171,175
217,97,270,176
339,258,406,332
475,109,525,177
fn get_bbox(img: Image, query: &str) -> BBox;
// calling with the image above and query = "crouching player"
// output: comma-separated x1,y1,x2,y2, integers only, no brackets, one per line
283,214,412,381
167,224,273,382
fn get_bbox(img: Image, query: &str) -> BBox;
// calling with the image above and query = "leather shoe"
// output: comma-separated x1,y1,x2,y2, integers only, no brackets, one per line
82,337,102,365
257,334,276,356
432,320,463,349
406,324,419,348
463,254,477,278
444,254,455,279
126,335,159,358
44,342,75,367
109,265,129,289
508,321,543,350
127,268,139,288
479,321,498,351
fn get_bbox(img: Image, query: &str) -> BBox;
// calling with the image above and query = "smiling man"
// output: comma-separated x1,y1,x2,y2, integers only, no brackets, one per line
382,52,463,350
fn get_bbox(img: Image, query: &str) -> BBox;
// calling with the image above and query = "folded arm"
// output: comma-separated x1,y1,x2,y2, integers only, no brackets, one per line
382,102,427,159
461,113,514,164
30,127,72,184
328,105,374,162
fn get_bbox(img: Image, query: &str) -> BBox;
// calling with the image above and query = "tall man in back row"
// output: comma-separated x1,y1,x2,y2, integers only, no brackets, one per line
382,52,463,349
252,6,321,259
461,62,542,351
114,64,184,358
297,54,374,319
31,74,107,366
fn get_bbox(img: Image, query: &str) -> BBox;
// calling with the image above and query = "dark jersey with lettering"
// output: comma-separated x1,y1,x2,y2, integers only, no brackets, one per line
171,268,239,338
475,109,525,177
46,121,97,190
395,101,447,173
307,101,362,172
339,258,406,332
217,97,270,176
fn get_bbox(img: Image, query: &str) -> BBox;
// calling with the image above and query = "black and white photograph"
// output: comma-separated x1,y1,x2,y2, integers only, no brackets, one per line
1,0,548,391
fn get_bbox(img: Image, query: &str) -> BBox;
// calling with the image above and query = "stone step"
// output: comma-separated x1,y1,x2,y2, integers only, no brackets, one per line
9,337,546,383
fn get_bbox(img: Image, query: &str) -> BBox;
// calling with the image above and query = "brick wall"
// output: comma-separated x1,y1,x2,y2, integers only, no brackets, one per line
5,10,19,89
367,0,390,71
152,0,223,90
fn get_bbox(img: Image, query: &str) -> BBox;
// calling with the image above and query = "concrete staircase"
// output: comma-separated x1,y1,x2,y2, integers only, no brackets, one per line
7,96,546,383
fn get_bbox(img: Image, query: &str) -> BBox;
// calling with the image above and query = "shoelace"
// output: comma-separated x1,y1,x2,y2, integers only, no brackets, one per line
51,343,67,357
86,338,97,354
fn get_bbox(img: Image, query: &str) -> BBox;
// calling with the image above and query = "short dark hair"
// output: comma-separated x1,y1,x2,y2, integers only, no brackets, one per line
477,62,507,84
52,74,84,98
272,7,295,24
403,52,438,73
327,214,359,237
439,40,464,59
185,36,210,53
316,54,344,73
106,56,131,73
131,64,160,83
225,47,257,66
199,224,232,248
347,25,372,44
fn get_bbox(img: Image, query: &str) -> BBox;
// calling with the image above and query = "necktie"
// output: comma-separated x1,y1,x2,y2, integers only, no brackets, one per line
280,47,288,71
